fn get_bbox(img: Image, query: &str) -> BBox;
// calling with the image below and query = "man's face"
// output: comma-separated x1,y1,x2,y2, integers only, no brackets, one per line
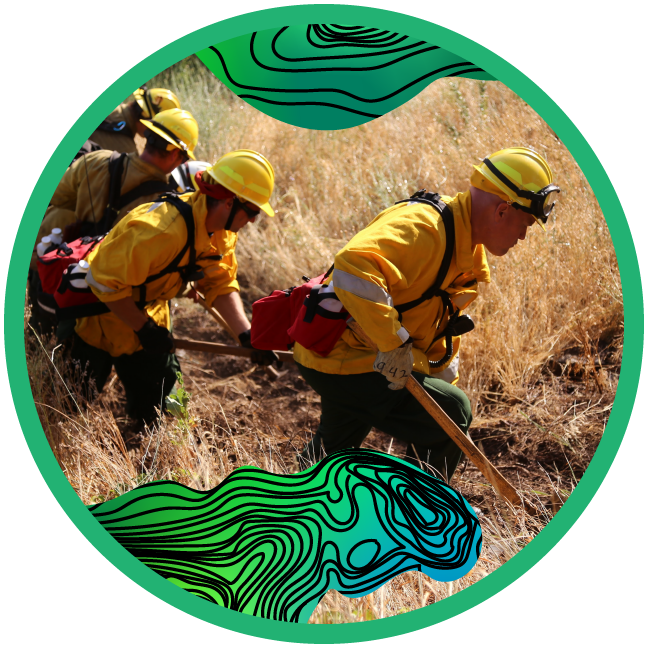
164,149,188,175
207,198,260,232
228,204,260,233
484,203,537,257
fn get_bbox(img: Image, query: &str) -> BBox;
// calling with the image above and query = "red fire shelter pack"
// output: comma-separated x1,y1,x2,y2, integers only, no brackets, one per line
250,267,350,357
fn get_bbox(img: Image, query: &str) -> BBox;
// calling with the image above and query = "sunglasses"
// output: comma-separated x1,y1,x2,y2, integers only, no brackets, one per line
237,200,261,219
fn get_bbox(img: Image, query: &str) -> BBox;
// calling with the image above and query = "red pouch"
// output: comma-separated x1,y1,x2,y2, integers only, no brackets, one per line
36,235,110,320
53,263,110,320
251,268,350,356
250,272,326,351
250,287,295,351
287,278,349,356
37,235,103,294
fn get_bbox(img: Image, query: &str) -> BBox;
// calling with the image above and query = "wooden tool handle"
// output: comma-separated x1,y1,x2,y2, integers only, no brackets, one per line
189,286,282,380
347,321,537,514
173,337,295,364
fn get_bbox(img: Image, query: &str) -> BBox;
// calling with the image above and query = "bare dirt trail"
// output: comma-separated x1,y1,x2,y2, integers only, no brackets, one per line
25,293,621,621
96,296,618,516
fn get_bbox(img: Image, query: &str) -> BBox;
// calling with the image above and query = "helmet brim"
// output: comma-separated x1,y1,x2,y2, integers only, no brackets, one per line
259,201,275,218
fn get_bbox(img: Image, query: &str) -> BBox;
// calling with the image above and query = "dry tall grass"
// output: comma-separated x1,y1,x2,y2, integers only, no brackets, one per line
149,60,621,413
25,316,547,623
25,57,622,623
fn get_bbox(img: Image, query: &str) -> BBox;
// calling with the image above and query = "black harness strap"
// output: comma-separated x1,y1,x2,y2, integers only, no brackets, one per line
302,284,349,322
53,197,222,320
311,192,457,327
79,152,127,238
118,181,174,210
393,191,456,315
135,193,222,306
81,154,174,238
391,190,461,369
300,264,346,322
311,195,462,365
224,198,241,231
103,151,127,227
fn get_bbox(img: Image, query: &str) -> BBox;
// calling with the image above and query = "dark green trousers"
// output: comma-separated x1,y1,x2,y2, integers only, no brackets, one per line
70,333,180,423
297,364,472,481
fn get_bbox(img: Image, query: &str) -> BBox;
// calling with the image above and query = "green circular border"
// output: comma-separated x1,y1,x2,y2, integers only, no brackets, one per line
6,5,641,642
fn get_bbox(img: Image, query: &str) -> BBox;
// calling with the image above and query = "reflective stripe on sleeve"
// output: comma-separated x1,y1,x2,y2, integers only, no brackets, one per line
85,268,116,293
397,326,410,344
332,269,393,306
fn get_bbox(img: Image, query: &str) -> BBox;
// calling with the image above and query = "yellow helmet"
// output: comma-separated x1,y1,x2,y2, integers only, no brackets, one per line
133,87,181,119
141,109,199,160
471,147,560,230
205,149,275,217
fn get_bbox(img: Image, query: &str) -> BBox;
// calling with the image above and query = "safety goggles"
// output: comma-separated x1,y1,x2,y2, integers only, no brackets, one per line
482,158,560,225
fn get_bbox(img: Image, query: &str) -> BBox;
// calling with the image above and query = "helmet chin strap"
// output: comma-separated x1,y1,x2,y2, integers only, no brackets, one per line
224,198,242,231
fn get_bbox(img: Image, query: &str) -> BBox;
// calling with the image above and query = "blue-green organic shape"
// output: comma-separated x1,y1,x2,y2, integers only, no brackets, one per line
90,449,482,623
196,24,494,130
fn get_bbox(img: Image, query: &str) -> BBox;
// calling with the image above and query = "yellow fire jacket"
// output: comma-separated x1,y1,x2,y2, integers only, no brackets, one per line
39,150,170,245
293,191,490,376
88,102,139,153
75,191,239,357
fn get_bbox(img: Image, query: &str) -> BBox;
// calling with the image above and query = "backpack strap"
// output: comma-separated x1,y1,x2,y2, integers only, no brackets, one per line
143,194,196,283
85,156,173,238
135,193,222,306
389,190,459,369
104,151,127,226
392,190,456,315
117,180,175,210
82,151,127,237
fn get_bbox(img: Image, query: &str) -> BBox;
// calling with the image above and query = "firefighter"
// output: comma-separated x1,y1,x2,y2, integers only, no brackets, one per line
70,150,279,423
30,109,199,335
87,87,181,154
295,147,560,481
38,108,199,246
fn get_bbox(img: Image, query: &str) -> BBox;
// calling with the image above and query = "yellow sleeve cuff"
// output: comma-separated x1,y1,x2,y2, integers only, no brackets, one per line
202,283,240,308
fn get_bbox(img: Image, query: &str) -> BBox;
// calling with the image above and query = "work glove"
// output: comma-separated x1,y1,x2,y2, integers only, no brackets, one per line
136,319,175,354
373,342,414,390
239,330,283,368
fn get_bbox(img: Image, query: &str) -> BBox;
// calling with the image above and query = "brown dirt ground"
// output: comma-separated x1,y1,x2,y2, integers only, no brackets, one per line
94,293,621,517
